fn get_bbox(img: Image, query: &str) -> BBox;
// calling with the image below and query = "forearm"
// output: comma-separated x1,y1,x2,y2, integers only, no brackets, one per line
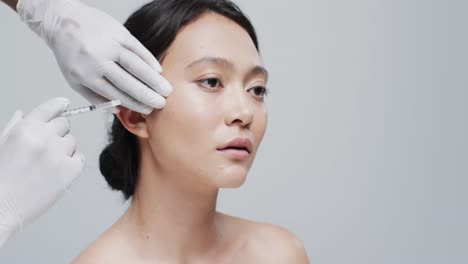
1,0,18,11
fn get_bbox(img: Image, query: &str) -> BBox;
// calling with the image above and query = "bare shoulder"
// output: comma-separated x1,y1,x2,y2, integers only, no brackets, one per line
218,213,310,263
246,221,310,263
71,238,115,264
70,227,128,264
71,243,106,264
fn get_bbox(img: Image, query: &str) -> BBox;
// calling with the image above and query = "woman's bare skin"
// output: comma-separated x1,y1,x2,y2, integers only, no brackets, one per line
73,10,309,264
73,212,308,264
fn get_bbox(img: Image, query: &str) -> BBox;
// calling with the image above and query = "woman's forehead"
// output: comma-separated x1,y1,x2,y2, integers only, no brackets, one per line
163,12,262,69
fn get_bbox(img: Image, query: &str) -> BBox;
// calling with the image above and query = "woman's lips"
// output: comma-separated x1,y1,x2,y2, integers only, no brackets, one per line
217,137,253,160
217,148,250,159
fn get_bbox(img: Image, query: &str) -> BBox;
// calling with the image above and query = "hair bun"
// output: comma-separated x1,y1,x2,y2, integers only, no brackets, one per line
99,119,139,200
99,143,126,192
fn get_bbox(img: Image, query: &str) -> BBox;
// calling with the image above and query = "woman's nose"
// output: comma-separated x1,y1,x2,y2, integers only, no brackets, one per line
224,86,254,128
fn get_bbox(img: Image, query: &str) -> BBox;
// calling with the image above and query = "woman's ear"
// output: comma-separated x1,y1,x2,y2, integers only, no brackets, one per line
116,107,149,138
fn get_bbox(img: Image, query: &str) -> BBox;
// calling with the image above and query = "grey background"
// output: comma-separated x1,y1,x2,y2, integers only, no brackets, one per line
1,0,467,263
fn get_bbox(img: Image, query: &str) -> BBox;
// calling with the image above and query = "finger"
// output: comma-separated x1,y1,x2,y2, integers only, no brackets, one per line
63,151,86,191
49,117,70,137
72,84,108,105
103,63,166,109
60,134,77,157
71,150,86,168
91,77,153,114
25,97,70,122
118,48,172,97
122,34,162,73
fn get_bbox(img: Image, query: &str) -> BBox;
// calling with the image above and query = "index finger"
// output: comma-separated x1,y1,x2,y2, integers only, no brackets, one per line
122,33,163,73
25,97,70,122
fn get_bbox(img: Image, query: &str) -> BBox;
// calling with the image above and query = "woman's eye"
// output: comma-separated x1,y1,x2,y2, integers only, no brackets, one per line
199,78,222,89
248,86,269,98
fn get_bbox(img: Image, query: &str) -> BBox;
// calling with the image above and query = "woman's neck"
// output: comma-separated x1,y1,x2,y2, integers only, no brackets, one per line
116,148,222,261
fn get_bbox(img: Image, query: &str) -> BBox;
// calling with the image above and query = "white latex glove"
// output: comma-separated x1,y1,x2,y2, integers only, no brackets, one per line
0,98,85,247
17,0,172,114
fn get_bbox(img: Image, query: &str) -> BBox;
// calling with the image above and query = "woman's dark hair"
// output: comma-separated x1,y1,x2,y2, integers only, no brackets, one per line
99,0,259,200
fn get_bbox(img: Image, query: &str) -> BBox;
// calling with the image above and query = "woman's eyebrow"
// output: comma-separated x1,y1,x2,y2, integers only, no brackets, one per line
185,56,234,70
248,65,269,82
185,56,269,81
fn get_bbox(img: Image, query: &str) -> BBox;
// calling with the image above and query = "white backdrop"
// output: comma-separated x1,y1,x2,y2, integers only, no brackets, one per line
1,0,467,263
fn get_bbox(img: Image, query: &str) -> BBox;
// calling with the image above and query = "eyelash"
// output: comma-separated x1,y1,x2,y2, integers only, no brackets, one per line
197,77,269,99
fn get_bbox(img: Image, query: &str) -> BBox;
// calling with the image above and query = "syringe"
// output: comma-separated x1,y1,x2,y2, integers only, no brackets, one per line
61,100,121,117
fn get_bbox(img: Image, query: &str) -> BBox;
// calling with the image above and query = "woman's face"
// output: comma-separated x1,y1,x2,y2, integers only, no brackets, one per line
143,12,268,189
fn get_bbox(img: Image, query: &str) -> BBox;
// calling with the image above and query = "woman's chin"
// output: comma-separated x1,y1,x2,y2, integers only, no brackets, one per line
214,169,249,188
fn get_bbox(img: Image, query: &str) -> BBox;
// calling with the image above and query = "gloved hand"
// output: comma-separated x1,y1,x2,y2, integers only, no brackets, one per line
16,0,172,114
0,98,85,247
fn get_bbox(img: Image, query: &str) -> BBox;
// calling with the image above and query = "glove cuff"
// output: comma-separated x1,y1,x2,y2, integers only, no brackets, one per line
0,227,16,248
17,0,76,45
17,0,53,36
0,110,23,144
0,198,22,247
